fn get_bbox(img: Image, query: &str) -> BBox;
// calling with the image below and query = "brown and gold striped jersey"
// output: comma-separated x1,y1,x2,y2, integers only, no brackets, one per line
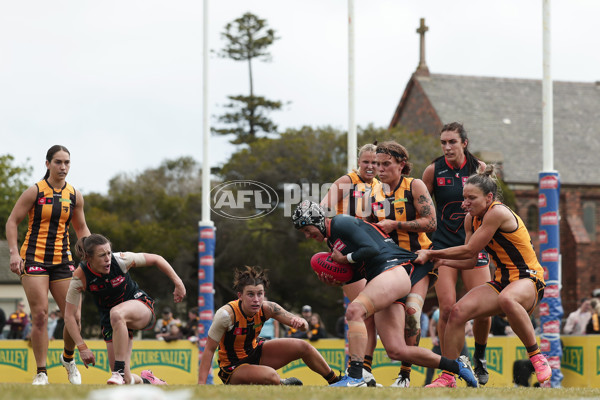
20,179,76,265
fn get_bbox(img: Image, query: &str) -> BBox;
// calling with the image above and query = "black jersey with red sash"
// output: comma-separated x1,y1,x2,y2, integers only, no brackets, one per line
328,214,419,282
21,179,77,265
472,202,545,286
218,300,267,368
80,254,143,312
431,157,471,249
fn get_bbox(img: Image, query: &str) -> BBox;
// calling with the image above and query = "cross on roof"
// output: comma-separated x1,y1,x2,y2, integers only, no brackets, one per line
416,18,430,76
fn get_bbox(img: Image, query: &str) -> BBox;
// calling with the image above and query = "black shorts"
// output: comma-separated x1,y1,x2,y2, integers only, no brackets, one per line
23,262,75,282
486,277,546,314
218,341,265,384
397,260,437,304
100,291,155,342
366,259,436,304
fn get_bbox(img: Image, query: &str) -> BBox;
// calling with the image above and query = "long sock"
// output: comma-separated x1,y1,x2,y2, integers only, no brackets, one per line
349,361,363,379
37,367,48,375
526,343,541,358
474,342,486,360
113,360,126,375
400,364,411,378
325,370,339,384
63,348,75,363
438,357,459,375
363,355,373,373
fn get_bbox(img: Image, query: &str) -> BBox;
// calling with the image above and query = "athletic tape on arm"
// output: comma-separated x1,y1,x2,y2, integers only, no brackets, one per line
208,308,234,342
66,278,83,305
116,252,147,273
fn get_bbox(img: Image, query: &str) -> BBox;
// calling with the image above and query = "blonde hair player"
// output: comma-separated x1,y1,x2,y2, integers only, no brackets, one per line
415,165,551,387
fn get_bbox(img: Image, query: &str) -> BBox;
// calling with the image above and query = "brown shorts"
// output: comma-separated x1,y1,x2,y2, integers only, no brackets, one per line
218,341,265,384
486,277,546,314
23,262,75,282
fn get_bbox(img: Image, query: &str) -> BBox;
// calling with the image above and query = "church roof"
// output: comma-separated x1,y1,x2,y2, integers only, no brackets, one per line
411,73,600,185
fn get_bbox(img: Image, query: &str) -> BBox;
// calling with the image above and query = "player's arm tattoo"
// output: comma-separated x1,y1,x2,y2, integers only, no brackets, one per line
418,194,437,232
396,193,436,232
268,302,295,320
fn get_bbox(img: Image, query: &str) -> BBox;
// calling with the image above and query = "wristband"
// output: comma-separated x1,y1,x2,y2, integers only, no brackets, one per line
77,343,89,352
346,253,356,263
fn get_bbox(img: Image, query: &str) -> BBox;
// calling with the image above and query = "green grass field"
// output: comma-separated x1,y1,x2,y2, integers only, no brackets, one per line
1,384,600,400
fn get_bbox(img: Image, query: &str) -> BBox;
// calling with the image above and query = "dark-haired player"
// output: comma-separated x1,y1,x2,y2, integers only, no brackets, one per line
64,233,184,385
198,265,339,386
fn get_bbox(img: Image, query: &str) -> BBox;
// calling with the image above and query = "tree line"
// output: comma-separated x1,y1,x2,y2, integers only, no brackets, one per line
0,125,440,335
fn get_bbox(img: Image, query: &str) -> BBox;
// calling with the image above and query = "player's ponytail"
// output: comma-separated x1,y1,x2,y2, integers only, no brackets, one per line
75,234,111,261
466,164,501,201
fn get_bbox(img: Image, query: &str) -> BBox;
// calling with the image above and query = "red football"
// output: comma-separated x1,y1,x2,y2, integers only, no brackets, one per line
310,252,353,286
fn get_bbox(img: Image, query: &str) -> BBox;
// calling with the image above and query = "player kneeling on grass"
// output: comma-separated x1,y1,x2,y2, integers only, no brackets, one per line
198,265,340,386
64,233,186,385
293,200,478,388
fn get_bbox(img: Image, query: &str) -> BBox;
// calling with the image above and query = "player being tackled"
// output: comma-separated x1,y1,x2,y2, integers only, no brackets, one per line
293,201,478,388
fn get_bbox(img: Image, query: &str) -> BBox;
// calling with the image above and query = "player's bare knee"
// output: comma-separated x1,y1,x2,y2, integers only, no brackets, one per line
349,293,375,320
346,302,364,321
109,307,125,325
31,309,48,329
297,339,313,354
448,303,469,325
497,293,517,314
385,344,408,361
439,305,452,321
265,370,280,385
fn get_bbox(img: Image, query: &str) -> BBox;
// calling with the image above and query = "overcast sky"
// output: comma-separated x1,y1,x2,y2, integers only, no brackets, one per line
1,1,598,194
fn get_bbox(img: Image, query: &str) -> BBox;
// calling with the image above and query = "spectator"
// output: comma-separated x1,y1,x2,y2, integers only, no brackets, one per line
257,297,280,340
287,305,312,337
465,320,474,337
162,324,184,343
47,310,60,339
563,298,592,335
306,313,328,341
491,315,514,336
421,310,430,338
155,307,181,340
0,307,6,339
7,302,29,339
181,307,200,342
302,305,312,319
586,299,600,334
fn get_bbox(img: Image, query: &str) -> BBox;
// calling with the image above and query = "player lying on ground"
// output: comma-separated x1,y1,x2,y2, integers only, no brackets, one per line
198,265,340,386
